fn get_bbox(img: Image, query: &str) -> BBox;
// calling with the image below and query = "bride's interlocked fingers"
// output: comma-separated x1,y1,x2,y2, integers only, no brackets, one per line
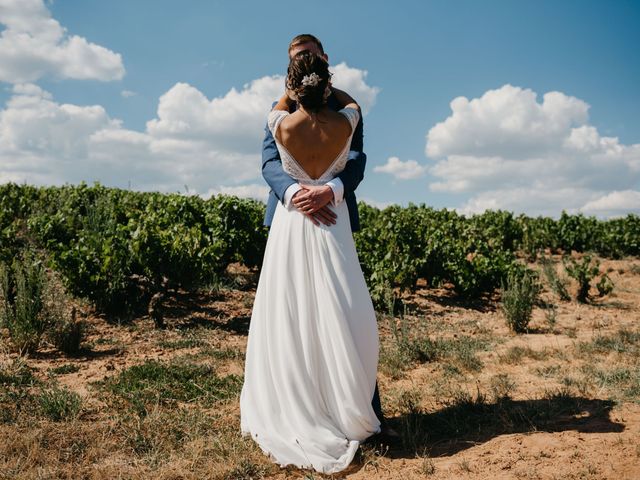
292,185,334,213
292,185,337,226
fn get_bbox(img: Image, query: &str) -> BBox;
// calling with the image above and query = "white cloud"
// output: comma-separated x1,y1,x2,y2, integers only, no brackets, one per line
360,197,394,209
455,186,596,218
0,4,379,202
0,83,146,187
580,190,640,218
427,85,589,159
11,82,51,98
330,62,380,115
374,156,427,180
0,66,380,198
146,76,282,155
0,0,124,83
202,183,270,202
425,84,640,218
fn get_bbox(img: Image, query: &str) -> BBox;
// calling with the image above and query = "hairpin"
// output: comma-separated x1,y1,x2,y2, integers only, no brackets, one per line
301,72,322,87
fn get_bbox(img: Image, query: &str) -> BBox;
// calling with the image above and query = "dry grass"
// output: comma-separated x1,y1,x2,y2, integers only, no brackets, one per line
1,256,640,479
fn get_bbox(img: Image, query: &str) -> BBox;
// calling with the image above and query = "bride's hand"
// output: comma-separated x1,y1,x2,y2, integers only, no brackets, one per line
292,185,337,226
292,185,333,213
303,205,337,227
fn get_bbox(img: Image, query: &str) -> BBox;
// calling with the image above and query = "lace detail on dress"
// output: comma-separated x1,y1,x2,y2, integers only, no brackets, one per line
267,107,360,185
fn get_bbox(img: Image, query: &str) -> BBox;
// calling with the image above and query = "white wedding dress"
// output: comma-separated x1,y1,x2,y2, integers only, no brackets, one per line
240,107,382,474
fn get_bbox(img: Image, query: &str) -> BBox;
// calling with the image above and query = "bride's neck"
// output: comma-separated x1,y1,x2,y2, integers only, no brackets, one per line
298,104,328,117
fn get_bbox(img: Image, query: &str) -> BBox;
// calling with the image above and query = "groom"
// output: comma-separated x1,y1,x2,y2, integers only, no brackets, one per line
261,33,399,442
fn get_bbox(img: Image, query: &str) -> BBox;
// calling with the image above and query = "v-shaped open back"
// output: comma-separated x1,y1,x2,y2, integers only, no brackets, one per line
267,107,360,185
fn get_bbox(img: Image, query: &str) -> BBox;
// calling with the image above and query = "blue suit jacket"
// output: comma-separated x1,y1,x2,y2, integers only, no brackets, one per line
261,94,366,232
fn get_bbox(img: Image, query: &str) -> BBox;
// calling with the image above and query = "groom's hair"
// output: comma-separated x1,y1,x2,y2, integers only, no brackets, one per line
288,34,324,56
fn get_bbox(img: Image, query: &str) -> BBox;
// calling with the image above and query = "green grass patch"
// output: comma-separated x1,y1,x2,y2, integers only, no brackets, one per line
37,385,82,421
49,363,81,375
578,329,640,356
157,336,209,350
581,364,640,403
380,317,492,377
97,358,243,411
0,357,40,423
0,357,37,386
223,459,269,480
500,345,550,364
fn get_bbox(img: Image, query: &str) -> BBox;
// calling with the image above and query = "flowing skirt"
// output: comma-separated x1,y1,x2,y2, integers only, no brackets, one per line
239,198,381,474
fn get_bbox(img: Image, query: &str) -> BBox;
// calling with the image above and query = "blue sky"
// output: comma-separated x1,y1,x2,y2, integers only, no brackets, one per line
1,0,638,218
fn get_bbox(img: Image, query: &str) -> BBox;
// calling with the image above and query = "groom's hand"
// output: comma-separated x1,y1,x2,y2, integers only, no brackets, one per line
292,185,337,226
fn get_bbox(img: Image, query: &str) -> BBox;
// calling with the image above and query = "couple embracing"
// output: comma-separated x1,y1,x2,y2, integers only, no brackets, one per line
240,34,399,475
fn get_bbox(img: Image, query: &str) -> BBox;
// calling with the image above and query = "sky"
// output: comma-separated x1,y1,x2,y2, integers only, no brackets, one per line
0,0,639,219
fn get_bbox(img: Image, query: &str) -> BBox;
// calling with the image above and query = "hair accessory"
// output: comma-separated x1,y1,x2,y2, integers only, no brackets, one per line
301,72,322,87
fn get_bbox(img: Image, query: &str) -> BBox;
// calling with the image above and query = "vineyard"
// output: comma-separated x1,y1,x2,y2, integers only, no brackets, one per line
1,181,640,479
1,181,638,322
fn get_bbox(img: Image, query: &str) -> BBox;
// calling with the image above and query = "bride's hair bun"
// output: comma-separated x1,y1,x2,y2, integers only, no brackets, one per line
286,51,331,112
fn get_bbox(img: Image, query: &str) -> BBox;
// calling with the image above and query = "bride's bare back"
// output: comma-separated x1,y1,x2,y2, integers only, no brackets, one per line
275,108,352,180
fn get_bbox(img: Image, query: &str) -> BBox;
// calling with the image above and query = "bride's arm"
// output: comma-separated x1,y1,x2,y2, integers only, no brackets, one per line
272,92,296,112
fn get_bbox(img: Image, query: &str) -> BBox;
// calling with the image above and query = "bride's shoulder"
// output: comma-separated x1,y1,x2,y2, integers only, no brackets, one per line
336,107,360,132
268,109,289,122
311,109,350,135
267,109,290,136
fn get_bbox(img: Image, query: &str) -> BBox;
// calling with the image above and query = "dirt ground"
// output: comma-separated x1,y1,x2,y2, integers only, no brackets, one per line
1,254,639,479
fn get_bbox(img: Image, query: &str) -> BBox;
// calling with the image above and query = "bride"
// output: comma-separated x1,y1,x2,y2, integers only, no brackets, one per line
240,50,382,474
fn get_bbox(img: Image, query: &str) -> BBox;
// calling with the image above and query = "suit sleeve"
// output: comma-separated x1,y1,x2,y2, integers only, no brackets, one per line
262,103,298,204
334,112,366,196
